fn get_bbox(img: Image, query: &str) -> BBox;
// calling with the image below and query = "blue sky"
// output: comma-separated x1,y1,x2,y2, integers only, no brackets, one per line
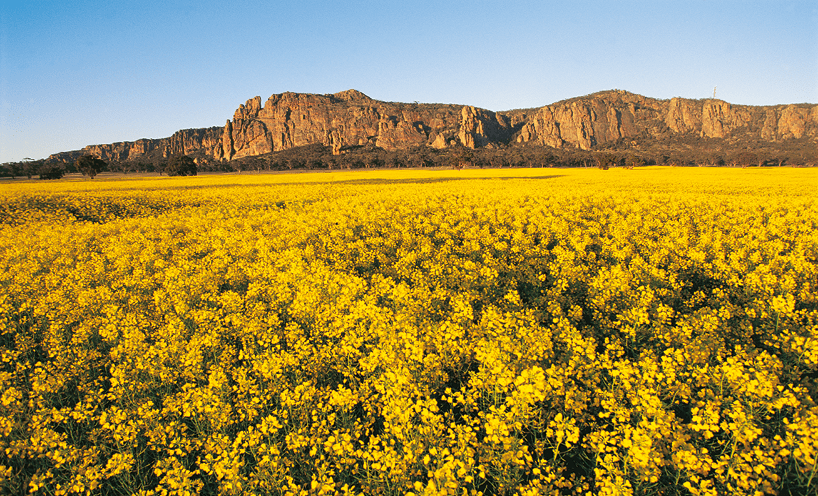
1,0,816,162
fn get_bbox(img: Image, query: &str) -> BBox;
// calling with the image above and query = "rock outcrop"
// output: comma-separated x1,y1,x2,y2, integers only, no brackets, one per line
665,97,702,134
49,127,223,164
510,91,817,149
50,89,818,163
512,92,661,149
215,90,513,160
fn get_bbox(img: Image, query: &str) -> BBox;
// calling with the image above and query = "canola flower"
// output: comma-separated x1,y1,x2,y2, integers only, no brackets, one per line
0,167,816,495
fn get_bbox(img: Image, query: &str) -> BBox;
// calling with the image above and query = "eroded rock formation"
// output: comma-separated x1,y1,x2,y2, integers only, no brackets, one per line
215,90,513,160
49,89,818,163
510,91,818,149
49,127,223,164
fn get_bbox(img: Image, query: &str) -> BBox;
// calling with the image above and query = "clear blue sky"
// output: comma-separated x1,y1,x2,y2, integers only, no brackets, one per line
1,0,816,162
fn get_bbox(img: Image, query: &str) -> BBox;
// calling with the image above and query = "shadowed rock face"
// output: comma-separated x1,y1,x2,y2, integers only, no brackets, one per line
50,89,818,162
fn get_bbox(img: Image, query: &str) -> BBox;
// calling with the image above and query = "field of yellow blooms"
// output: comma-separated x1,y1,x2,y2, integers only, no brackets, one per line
0,167,816,496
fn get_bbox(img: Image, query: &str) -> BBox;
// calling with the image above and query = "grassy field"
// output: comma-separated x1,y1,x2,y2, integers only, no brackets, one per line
1,167,816,495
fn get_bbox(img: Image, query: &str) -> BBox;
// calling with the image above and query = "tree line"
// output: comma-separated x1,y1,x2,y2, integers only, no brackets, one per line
2,139,816,179
0,154,199,179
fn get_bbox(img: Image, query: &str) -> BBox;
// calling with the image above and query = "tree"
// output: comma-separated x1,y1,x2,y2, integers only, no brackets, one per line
703,152,724,167
308,157,325,170
540,148,556,168
21,158,38,179
37,163,64,180
165,155,197,176
595,153,615,170
1,162,22,178
737,151,758,169
625,153,644,170
451,146,473,170
388,155,402,169
76,154,107,179
287,157,305,170
666,152,686,167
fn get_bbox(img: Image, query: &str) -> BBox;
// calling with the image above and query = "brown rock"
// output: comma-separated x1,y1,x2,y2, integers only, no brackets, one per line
75,127,222,162
234,96,262,121
761,109,778,140
516,108,564,147
216,90,512,159
701,100,730,138
778,105,807,139
431,134,448,149
51,89,818,165
665,97,701,133
458,105,499,149
375,117,427,150
511,91,655,150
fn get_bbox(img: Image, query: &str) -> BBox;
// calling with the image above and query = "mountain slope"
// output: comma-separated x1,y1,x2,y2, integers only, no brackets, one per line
48,90,818,164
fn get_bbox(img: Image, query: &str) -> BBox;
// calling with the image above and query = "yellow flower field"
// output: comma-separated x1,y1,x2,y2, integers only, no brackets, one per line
0,167,816,495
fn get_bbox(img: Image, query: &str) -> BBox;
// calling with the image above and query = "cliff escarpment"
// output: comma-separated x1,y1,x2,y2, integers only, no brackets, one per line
49,127,223,164
508,90,818,150
49,89,818,164
217,89,514,160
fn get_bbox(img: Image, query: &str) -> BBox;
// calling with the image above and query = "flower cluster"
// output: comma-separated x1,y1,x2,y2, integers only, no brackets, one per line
0,167,816,495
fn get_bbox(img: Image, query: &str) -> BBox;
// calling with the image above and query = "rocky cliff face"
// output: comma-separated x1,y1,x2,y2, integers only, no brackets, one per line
49,127,223,164
216,89,513,160
510,91,818,150
52,90,818,163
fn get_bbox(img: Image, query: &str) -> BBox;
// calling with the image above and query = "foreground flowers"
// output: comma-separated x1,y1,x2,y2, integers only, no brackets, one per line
0,168,816,495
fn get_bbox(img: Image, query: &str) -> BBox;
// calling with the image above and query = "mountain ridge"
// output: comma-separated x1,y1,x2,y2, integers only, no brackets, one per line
46,89,818,165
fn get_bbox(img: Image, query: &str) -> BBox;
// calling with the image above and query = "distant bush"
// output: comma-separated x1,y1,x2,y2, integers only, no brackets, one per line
37,163,64,180
76,154,107,178
165,154,197,176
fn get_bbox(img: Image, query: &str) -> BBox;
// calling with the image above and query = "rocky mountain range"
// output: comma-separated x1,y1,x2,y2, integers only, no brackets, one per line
48,89,818,164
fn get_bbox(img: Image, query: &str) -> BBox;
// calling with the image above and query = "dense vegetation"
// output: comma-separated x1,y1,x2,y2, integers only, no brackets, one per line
3,133,816,180
0,168,816,495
